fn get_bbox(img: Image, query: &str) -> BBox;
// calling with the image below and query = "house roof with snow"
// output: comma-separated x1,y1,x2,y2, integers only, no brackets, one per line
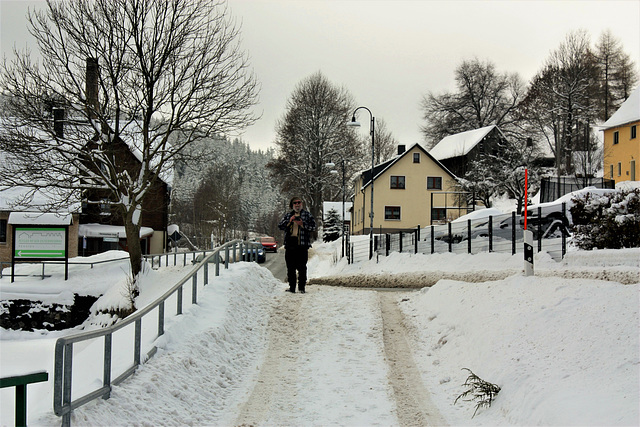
428,125,504,161
601,86,640,129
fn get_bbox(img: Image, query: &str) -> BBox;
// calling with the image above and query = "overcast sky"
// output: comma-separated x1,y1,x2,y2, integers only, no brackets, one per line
2,0,639,152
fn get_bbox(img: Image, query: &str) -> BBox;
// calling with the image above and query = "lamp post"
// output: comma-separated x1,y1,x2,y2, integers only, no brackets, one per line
348,106,375,259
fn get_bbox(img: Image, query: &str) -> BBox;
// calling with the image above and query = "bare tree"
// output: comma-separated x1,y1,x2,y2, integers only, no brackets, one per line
268,72,361,221
421,58,526,148
0,0,258,303
523,30,600,176
594,30,638,120
367,117,398,164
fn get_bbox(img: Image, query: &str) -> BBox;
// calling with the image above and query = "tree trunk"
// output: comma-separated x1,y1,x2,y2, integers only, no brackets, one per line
125,218,142,299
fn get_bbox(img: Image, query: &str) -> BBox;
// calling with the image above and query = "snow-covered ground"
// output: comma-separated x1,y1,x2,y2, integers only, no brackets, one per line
1,242,639,426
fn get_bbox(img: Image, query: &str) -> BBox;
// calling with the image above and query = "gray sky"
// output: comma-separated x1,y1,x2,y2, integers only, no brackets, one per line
2,0,639,152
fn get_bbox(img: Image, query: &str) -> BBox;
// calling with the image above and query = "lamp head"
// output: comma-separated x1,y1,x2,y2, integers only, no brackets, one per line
347,115,361,127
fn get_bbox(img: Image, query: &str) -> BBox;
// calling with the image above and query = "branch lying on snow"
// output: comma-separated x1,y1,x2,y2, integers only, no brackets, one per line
454,368,501,418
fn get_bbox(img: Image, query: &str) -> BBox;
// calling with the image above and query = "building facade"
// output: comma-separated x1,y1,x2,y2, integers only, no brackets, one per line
351,144,462,235
602,87,639,184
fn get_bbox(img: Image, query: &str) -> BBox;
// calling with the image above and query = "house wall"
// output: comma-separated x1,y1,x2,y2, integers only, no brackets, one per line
351,145,461,235
80,138,170,255
603,121,639,183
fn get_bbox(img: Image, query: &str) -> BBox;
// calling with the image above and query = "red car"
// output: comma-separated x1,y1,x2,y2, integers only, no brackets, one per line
260,236,278,252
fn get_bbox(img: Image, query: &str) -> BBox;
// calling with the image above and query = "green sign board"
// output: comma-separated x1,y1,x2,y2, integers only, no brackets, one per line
14,227,67,259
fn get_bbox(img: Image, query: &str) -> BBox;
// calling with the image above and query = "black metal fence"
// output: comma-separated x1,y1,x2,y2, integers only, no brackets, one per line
347,205,569,263
540,177,614,203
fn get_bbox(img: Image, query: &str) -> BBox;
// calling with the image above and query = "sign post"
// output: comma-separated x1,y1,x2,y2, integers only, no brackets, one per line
12,226,69,282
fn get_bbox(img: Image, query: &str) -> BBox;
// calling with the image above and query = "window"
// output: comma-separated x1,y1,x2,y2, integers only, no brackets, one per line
610,165,614,179
413,153,420,163
427,176,442,190
390,175,405,189
631,125,637,139
431,208,446,221
613,131,619,144
0,219,6,243
385,206,401,220
618,162,622,176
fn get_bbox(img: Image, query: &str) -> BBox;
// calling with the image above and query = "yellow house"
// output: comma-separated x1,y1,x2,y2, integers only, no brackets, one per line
351,144,462,235
602,86,639,183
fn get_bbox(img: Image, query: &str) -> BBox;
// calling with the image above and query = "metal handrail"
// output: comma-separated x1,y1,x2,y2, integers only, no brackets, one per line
1,249,224,279
52,239,261,426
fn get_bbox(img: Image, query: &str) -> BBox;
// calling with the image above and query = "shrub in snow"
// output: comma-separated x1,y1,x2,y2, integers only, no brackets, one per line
570,188,640,250
454,368,501,418
323,208,342,242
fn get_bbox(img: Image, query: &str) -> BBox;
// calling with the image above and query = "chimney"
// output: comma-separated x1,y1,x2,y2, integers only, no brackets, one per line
86,57,99,119
53,107,64,138
397,145,406,155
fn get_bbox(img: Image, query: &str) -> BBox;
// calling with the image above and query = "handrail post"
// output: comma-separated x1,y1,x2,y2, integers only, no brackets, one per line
0,372,48,427
103,333,112,399
192,274,198,304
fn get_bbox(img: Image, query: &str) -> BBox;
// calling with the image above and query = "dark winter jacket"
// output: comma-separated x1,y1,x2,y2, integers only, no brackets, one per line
278,209,316,248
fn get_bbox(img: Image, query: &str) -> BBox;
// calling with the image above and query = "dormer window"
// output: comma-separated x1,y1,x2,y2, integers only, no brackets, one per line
413,153,420,163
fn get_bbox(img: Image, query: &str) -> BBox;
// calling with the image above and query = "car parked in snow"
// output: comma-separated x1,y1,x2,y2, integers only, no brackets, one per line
525,187,617,238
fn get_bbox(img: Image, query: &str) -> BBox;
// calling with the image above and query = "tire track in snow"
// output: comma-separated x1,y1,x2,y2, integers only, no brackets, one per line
379,292,448,426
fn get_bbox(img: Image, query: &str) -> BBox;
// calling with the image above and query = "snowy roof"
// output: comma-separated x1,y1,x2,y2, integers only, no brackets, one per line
429,125,500,161
78,223,155,238
601,86,640,129
323,201,352,221
8,212,73,225
0,185,82,213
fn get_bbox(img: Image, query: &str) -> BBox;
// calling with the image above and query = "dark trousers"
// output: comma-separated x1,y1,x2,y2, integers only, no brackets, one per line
285,239,308,292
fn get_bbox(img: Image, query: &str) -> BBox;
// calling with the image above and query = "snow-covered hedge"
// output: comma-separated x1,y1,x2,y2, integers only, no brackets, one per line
570,188,640,250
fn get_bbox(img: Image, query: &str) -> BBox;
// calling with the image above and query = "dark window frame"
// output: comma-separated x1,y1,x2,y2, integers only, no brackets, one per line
431,208,446,221
390,175,406,189
427,176,442,190
631,125,637,139
384,206,401,220
613,131,619,144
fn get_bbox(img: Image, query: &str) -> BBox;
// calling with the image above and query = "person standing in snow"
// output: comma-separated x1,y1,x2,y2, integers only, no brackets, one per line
278,196,316,293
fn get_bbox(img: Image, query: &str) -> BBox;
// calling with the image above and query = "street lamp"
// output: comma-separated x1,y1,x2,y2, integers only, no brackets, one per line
348,106,375,259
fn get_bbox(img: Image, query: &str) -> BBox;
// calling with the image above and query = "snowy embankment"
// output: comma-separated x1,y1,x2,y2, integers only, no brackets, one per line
309,245,640,426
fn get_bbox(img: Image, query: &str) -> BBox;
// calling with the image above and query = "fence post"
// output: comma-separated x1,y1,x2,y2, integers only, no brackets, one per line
0,372,49,427
430,225,435,254
537,207,542,252
192,274,197,304
488,215,493,252
103,333,112,399
414,227,419,254
386,234,390,256
447,222,452,253
399,232,403,253
511,211,516,255
561,202,567,258
467,219,472,254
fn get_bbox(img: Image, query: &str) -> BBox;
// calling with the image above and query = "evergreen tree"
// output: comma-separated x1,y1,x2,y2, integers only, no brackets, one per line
323,208,342,243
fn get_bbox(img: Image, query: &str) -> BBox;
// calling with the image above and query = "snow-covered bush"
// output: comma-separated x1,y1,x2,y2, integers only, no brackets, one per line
570,188,640,250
